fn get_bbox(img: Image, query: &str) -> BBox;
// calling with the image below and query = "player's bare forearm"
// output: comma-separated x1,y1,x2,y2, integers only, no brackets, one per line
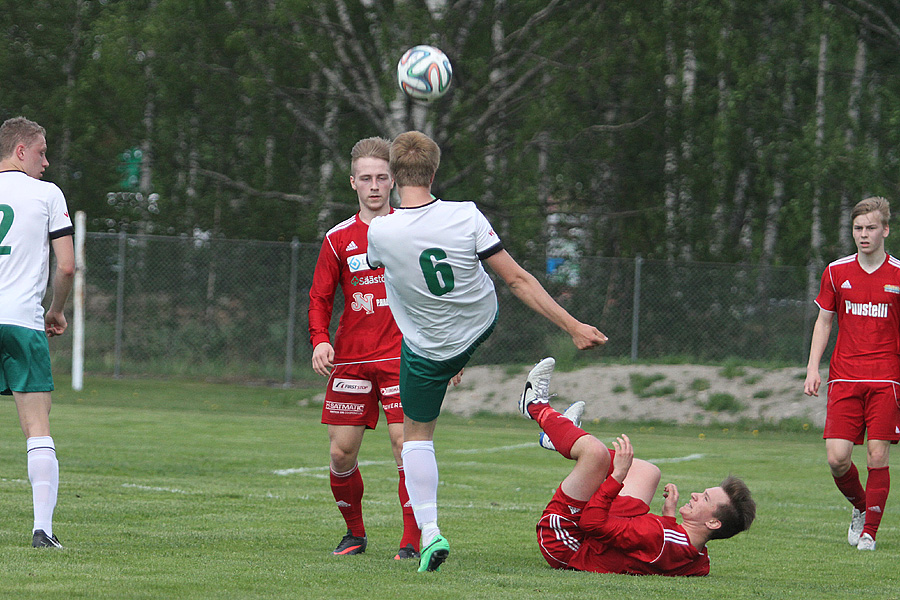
804,312,832,396
49,235,75,314
486,250,607,348
509,273,606,348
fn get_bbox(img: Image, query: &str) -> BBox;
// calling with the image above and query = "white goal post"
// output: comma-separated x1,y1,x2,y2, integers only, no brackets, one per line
71,211,85,391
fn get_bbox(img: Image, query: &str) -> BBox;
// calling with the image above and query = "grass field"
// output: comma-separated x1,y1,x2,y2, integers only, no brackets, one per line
0,375,898,599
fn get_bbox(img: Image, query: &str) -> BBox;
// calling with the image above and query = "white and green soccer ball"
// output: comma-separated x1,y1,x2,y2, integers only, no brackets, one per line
397,45,453,102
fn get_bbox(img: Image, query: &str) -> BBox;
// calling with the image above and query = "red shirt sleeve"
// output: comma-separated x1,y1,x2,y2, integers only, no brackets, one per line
307,235,340,348
814,265,836,312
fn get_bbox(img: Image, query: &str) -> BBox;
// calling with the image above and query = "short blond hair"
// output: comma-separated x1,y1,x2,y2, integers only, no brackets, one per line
390,131,440,187
350,137,391,176
0,116,46,161
852,196,890,227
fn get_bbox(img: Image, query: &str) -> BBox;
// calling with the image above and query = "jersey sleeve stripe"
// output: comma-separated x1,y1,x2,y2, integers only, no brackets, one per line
477,241,504,260
49,226,74,239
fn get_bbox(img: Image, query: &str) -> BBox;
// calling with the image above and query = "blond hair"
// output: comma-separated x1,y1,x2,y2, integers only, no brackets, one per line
350,137,391,176
390,131,440,187
0,117,46,161
852,196,890,227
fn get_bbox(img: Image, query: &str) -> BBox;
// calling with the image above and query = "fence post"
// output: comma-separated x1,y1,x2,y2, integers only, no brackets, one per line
284,237,300,387
72,212,86,390
113,231,127,378
631,254,642,362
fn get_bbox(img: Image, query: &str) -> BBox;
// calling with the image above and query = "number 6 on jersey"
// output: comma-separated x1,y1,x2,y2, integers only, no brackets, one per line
419,248,455,296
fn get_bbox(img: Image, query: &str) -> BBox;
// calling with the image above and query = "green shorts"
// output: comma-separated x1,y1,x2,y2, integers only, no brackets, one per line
0,325,54,395
399,314,497,423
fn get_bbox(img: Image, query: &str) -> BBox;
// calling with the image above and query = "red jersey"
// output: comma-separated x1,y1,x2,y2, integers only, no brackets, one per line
815,254,900,382
569,478,710,576
308,213,402,364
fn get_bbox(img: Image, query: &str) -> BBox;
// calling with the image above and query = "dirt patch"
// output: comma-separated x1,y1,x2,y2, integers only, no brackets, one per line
442,362,826,427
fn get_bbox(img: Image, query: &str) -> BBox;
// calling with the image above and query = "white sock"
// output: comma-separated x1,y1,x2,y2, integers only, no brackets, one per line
401,440,440,544
420,521,441,548
27,436,58,536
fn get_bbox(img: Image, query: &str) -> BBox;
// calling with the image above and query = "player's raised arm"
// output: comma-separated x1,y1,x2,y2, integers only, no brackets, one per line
483,250,607,349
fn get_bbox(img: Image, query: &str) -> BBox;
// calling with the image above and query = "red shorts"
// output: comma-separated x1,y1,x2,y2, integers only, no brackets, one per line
321,359,403,429
824,380,900,444
537,485,649,569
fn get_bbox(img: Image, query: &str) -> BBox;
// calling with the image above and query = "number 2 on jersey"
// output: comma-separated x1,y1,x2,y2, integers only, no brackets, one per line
419,248,455,296
0,204,13,255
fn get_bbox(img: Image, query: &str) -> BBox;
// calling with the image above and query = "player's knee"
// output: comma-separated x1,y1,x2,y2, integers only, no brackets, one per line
635,460,661,486
826,453,852,475
579,436,611,467
329,447,359,471
867,446,889,468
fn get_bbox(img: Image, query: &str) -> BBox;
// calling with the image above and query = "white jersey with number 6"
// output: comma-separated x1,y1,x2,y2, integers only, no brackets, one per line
367,199,503,361
0,170,73,330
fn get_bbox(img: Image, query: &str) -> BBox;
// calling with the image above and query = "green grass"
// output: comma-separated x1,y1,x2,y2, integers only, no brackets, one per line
0,376,898,599
689,378,710,392
718,360,747,379
629,373,665,397
698,392,745,414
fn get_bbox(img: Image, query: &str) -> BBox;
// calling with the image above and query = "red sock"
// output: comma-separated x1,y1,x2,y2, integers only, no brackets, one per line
863,466,890,538
529,404,589,459
397,466,420,550
833,463,867,512
330,464,365,537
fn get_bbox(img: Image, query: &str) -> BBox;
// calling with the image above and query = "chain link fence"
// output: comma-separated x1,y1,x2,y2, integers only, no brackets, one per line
47,233,818,384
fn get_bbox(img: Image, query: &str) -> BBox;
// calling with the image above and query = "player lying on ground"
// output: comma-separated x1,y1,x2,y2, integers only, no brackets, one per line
519,358,756,576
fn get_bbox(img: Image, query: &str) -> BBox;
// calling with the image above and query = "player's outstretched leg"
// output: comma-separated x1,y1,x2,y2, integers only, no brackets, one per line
418,534,449,572
519,357,555,419
539,402,585,451
518,358,589,459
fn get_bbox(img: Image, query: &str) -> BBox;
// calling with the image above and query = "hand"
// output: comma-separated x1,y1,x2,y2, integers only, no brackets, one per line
311,342,334,377
662,483,679,517
803,370,820,397
571,323,608,350
44,310,67,337
611,434,633,483
449,368,464,387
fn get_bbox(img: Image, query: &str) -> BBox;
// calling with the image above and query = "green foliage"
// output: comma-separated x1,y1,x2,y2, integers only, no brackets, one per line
719,360,747,379
699,392,745,414
629,373,666,397
1,2,899,266
689,378,710,392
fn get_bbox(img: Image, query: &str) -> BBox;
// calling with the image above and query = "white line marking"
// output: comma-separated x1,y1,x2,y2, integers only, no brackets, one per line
122,483,192,495
273,442,703,477
648,453,705,464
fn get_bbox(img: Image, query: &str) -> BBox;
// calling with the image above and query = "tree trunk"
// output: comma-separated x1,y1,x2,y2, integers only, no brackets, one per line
839,33,866,252
807,12,829,305
663,2,679,260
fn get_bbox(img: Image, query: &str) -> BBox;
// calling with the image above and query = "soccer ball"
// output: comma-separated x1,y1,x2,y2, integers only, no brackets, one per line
397,45,453,102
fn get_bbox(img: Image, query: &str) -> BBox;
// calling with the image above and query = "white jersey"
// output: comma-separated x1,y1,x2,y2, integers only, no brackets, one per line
367,199,503,360
0,170,73,330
